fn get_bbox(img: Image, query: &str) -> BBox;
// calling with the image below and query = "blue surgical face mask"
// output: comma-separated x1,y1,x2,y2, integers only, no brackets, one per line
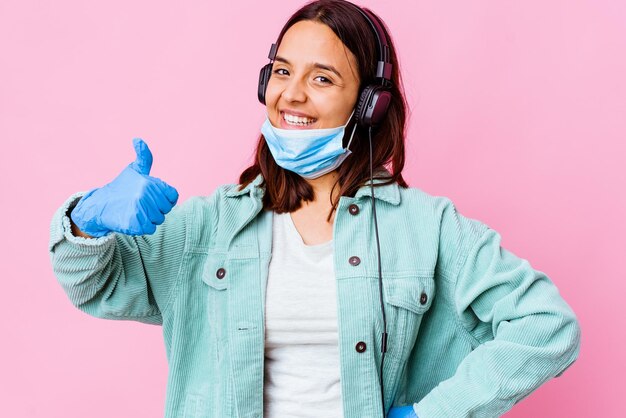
260,110,357,179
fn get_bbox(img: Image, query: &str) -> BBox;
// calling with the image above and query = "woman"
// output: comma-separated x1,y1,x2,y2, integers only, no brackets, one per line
49,1,581,417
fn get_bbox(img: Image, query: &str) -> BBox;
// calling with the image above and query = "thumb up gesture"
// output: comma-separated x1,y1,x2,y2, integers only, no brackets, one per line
71,138,179,237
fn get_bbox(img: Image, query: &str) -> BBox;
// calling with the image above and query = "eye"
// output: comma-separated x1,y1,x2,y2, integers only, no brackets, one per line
273,68,289,76
314,75,332,85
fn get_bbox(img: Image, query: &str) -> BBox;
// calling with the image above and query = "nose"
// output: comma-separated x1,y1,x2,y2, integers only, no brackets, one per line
281,76,307,103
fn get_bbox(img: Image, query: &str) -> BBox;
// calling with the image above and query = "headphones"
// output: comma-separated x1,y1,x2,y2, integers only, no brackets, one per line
257,4,394,128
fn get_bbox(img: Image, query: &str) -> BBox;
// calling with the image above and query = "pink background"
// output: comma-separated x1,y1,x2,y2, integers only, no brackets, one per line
1,0,623,416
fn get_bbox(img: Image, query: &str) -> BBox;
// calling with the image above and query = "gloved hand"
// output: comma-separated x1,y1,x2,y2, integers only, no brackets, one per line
387,405,418,418
71,138,179,237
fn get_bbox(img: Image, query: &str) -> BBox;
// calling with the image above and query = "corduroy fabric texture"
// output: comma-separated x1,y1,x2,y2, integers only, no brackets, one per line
49,174,581,418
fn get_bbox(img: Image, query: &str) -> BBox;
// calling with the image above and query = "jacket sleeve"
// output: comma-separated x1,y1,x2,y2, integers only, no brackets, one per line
414,198,581,418
48,192,209,325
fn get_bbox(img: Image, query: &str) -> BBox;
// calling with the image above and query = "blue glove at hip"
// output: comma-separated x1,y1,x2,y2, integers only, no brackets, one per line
387,405,418,418
71,138,179,237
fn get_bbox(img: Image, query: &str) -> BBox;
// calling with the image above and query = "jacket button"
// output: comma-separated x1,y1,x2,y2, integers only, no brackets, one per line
349,256,361,266
420,292,428,305
355,341,367,353
216,268,226,279
348,204,359,215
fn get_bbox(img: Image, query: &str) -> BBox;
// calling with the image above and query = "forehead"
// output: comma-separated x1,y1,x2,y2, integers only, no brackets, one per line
277,20,358,79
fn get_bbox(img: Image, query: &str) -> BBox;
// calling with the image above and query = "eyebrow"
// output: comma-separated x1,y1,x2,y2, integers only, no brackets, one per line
274,56,343,79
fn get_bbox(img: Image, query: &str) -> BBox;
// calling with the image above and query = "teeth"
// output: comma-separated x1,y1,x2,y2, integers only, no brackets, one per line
283,113,315,126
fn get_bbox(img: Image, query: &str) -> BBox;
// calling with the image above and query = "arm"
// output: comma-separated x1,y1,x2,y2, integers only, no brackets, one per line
414,198,581,417
49,193,197,324
49,138,194,324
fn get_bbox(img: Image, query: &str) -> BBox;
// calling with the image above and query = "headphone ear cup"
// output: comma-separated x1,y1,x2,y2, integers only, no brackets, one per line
356,85,392,128
355,85,377,127
258,63,273,105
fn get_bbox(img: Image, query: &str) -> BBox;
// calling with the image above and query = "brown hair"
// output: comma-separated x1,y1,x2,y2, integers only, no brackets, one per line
238,0,409,220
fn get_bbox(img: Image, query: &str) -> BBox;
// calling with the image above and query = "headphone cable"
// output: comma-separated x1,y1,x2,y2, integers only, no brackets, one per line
368,126,388,417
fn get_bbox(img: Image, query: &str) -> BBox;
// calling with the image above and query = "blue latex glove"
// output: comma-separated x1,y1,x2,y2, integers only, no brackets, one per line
387,405,418,418
71,138,179,237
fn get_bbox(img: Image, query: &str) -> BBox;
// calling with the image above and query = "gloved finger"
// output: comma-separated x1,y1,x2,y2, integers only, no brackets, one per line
152,176,179,205
140,192,166,226
142,220,157,235
130,138,153,175
136,208,157,235
146,183,175,215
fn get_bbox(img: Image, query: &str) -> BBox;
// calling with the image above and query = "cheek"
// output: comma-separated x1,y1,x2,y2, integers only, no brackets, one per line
264,80,281,108
343,87,360,110
311,92,356,123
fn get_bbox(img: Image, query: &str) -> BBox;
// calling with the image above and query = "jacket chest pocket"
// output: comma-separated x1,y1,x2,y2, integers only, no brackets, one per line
201,253,229,346
382,275,435,361
200,248,263,346
201,247,261,292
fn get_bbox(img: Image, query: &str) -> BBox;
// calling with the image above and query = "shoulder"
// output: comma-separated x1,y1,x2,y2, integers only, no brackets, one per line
398,184,450,210
401,185,486,226
396,185,490,266
178,182,244,211
166,183,244,250
396,185,465,227
176,181,258,224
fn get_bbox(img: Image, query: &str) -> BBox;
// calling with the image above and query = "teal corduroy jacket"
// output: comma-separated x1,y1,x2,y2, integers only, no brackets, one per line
49,174,581,418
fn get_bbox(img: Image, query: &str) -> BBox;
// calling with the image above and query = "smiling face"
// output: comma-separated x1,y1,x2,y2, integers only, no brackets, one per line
265,20,361,130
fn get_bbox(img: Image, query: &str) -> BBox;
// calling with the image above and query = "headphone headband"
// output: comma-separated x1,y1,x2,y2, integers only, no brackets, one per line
266,4,393,84
352,6,393,83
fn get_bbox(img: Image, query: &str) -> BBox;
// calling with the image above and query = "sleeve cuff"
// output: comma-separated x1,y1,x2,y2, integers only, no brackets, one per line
48,192,115,253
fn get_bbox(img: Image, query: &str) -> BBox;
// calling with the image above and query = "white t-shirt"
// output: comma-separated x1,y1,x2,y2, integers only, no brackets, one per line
263,211,343,418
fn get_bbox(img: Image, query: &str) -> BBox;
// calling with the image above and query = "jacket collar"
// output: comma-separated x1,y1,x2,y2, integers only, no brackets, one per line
225,170,401,205
353,175,401,205
225,173,265,198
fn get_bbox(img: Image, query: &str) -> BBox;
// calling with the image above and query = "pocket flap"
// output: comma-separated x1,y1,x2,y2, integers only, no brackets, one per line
201,253,228,290
384,277,435,314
